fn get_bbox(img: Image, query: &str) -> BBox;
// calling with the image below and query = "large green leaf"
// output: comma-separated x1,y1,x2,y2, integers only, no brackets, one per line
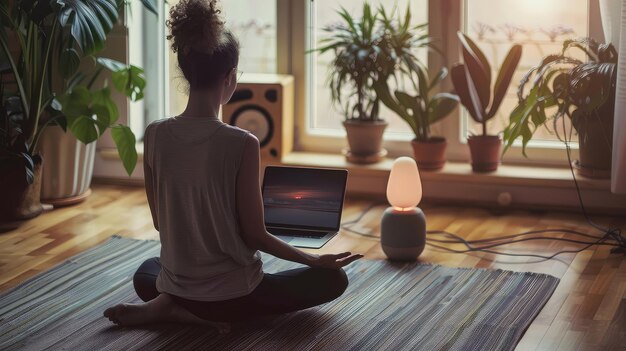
91,87,118,125
69,115,100,144
457,32,491,111
97,57,146,101
56,0,118,55
111,125,137,176
450,63,482,123
60,86,114,142
487,44,522,119
428,93,459,124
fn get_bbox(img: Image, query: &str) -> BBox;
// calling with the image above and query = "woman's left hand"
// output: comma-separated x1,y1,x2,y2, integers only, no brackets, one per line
309,252,364,269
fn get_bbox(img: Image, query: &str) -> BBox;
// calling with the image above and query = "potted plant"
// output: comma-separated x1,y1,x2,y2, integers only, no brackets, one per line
375,65,458,170
503,38,617,178
373,9,457,170
314,3,431,164
451,32,522,172
0,94,43,221
0,0,153,209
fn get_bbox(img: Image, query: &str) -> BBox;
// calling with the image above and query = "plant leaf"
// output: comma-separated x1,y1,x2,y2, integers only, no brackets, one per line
111,124,137,175
69,116,99,144
56,0,118,55
139,0,158,16
428,67,448,92
428,93,459,124
487,44,522,119
457,32,491,111
450,63,482,123
60,48,81,78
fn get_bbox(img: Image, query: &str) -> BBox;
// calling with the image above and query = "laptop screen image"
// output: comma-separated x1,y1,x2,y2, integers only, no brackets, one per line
262,167,348,231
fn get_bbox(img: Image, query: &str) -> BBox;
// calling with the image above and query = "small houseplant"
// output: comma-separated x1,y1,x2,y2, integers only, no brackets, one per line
314,3,431,164
451,32,522,172
375,65,458,170
503,38,616,178
0,0,152,212
373,9,457,170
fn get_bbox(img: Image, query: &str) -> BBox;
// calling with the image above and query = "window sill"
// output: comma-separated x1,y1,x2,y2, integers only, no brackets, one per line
281,152,626,214
96,147,626,214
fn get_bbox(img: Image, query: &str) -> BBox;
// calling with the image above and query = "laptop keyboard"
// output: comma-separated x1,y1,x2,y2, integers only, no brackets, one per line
268,228,329,238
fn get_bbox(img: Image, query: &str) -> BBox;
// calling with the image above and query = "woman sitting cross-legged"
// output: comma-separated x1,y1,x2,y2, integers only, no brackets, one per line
103,0,362,334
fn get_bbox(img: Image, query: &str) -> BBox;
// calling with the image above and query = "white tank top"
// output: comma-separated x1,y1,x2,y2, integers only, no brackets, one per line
144,116,263,301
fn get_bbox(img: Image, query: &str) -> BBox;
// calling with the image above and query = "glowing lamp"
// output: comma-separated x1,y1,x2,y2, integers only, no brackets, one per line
380,157,426,260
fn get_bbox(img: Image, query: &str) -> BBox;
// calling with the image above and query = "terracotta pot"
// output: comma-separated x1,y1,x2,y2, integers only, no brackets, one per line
573,106,614,179
411,137,447,171
343,120,388,164
467,135,502,172
0,155,44,221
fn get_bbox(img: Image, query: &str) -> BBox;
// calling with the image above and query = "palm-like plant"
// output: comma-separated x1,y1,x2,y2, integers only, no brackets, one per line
0,0,157,175
503,38,617,156
315,3,382,121
314,3,432,122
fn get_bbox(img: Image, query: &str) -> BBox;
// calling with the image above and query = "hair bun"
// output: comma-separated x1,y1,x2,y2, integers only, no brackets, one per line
166,0,225,54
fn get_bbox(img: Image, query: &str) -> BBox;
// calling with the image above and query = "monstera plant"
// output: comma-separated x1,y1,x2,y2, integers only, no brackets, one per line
0,0,156,218
451,32,522,172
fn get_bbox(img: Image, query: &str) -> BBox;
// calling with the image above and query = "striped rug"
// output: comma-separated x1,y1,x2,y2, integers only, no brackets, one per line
0,236,559,351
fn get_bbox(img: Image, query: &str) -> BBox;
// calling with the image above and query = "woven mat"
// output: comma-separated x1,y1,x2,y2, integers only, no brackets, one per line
0,236,559,350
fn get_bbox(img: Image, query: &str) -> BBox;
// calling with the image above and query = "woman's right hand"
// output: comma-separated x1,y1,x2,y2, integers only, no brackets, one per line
309,252,364,270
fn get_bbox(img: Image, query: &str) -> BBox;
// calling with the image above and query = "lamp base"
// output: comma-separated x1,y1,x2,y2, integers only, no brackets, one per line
380,207,426,261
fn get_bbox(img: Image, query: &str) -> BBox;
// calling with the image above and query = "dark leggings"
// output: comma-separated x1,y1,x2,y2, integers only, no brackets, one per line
133,257,349,322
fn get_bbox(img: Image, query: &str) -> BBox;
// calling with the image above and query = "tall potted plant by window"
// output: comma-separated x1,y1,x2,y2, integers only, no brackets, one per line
451,32,522,172
503,38,617,178
0,0,153,212
314,3,387,163
315,3,432,164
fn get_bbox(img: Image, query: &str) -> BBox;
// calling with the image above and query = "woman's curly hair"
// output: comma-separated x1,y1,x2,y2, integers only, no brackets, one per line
166,0,239,89
166,0,224,54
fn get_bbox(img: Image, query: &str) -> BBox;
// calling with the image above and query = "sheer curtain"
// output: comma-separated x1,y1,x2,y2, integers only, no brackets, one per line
608,0,626,193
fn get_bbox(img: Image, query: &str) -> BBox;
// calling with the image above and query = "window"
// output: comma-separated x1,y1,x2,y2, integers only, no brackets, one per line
131,0,601,165
291,0,601,163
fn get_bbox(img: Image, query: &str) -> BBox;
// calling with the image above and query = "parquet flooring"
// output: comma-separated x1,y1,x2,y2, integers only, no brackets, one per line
1,184,625,350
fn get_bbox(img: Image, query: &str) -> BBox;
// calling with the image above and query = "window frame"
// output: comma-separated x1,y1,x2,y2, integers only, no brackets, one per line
284,0,605,166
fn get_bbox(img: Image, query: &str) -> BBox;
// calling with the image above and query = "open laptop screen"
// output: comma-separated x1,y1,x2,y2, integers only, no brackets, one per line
262,166,348,231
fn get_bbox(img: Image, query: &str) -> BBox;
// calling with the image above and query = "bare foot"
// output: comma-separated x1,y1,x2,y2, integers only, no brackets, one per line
103,294,231,334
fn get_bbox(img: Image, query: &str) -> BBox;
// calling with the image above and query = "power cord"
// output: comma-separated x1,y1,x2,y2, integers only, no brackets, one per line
340,138,626,260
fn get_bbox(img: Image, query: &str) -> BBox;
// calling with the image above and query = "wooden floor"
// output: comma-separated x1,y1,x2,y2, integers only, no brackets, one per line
1,184,625,350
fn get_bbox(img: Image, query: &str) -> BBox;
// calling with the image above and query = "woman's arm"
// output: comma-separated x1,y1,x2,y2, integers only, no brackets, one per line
236,134,362,269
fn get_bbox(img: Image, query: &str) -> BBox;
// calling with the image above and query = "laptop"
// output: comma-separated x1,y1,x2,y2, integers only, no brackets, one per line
262,166,348,249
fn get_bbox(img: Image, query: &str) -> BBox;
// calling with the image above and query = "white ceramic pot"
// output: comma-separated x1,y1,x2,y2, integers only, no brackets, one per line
36,125,96,204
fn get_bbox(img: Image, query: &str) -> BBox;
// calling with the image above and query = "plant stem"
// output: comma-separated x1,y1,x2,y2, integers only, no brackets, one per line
28,20,58,153
0,30,28,121
482,121,487,136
